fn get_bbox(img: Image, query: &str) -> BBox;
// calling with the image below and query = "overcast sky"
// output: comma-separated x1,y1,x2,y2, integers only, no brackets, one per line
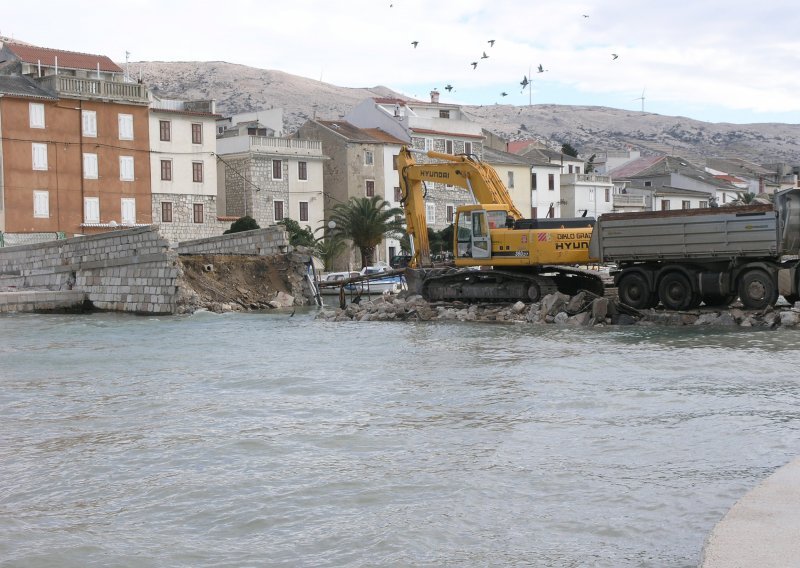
4,0,799,124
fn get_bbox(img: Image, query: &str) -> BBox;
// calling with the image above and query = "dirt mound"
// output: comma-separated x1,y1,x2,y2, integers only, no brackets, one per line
175,253,314,314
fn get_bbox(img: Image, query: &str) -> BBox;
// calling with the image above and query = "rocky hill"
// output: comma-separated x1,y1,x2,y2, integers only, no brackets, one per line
136,61,800,164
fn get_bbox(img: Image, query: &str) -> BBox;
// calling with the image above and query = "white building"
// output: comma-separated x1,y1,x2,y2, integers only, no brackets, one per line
149,97,221,243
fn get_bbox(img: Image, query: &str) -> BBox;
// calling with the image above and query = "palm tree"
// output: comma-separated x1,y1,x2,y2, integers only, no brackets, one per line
328,196,405,268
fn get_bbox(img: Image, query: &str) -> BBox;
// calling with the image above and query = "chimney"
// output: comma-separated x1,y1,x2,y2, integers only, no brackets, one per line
430,90,440,103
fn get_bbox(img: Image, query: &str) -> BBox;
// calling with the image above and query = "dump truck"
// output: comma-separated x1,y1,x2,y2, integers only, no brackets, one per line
589,187,800,310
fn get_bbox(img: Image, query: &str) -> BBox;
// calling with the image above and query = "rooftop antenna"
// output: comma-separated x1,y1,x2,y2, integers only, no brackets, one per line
633,87,646,112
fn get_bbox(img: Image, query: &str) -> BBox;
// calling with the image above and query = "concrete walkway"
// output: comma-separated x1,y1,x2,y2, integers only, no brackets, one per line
700,456,800,567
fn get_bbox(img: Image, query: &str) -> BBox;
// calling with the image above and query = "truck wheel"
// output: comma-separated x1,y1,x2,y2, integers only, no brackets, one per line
738,269,778,309
527,283,542,302
658,272,696,311
618,272,655,309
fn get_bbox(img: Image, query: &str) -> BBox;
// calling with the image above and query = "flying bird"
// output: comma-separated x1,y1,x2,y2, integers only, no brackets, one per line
501,92,508,97
520,75,529,89
411,41,418,48
488,39,495,46
481,51,489,59
471,61,478,69
537,64,546,73
582,14,589,17
445,84,454,92
612,53,619,60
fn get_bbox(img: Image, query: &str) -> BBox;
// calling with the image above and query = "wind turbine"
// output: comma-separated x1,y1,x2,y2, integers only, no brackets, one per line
633,87,646,112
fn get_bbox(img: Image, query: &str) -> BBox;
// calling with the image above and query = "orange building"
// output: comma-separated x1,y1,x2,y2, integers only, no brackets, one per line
0,41,152,243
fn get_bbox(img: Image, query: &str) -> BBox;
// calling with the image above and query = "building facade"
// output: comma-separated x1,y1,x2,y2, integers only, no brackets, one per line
0,41,151,245
149,97,221,243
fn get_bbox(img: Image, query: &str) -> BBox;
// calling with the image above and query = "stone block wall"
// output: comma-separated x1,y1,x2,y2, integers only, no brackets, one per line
0,226,179,314
151,193,228,245
175,227,289,256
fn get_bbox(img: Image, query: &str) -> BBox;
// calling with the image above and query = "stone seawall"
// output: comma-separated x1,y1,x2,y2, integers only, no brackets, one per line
0,227,178,314
175,227,288,256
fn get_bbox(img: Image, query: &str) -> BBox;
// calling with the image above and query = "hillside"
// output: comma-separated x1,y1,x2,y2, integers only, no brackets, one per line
136,61,800,164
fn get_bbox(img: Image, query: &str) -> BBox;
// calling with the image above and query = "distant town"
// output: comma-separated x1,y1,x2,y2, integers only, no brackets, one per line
1,37,797,270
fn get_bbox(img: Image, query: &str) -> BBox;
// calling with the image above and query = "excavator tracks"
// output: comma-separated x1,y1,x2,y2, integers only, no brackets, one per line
416,267,605,304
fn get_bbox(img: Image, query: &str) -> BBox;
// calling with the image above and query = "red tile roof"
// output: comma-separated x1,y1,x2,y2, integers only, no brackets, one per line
361,128,407,145
5,43,122,73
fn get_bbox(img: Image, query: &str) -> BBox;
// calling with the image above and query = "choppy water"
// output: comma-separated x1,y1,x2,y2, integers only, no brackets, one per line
1,311,800,567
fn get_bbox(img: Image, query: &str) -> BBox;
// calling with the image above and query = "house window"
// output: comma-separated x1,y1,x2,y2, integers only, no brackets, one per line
299,201,309,222
425,138,434,151
274,200,285,221
272,159,282,180
644,181,652,187
191,123,202,144
32,143,48,170
425,202,436,224
82,110,97,137
682,200,691,209
446,140,453,154
531,206,538,218
33,190,49,218
439,110,450,119
722,193,727,203
575,166,581,174
162,201,173,223
394,186,402,202
119,156,134,181
121,198,136,224
159,120,171,141
366,180,375,197
160,159,172,181
605,188,610,202
661,200,670,211
446,204,454,224
464,141,472,154
507,171,514,188
193,203,204,223
364,150,374,165
84,197,100,223
548,174,555,190
118,114,134,140
83,153,98,179
699,200,709,208
568,165,574,174
531,173,537,190
298,161,308,180
192,161,204,183
29,103,45,128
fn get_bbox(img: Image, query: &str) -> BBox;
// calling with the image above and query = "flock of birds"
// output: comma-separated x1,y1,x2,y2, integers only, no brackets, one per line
403,9,621,102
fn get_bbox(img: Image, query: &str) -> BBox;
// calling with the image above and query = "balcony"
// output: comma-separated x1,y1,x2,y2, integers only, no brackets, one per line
36,75,149,104
562,173,612,184
216,135,323,157
613,194,647,208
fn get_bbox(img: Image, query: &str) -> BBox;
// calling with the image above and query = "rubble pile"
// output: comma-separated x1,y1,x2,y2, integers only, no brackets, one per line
316,290,800,329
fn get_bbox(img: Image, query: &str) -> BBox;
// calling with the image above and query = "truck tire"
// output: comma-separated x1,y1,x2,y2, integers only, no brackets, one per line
702,294,736,307
738,269,778,309
658,272,696,311
618,272,656,309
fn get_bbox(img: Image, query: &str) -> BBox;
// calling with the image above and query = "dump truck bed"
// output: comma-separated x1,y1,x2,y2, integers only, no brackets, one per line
590,204,781,262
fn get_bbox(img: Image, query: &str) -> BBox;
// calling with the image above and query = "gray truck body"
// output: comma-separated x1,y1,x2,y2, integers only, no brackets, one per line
588,188,800,310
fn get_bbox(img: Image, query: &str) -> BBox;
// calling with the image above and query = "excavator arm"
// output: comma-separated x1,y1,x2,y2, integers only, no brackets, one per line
396,146,523,268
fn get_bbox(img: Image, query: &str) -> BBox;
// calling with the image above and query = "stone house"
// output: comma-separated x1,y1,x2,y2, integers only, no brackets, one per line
297,119,405,269
149,96,222,243
0,40,152,245
344,91,484,231
215,124,325,235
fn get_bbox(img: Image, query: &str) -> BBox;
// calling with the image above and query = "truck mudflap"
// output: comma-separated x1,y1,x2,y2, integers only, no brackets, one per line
418,267,605,303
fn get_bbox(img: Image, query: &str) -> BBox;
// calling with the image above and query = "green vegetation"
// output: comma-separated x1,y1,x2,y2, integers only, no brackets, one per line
278,218,315,247
328,196,404,268
223,216,260,234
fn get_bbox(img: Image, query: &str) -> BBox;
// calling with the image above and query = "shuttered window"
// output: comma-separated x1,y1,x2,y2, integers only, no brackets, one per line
118,114,134,140
82,110,97,137
120,156,134,181
121,198,136,225
32,143,48,170
29,103,45,128
33,190,49,218
84,197,100,223
83,153,98,179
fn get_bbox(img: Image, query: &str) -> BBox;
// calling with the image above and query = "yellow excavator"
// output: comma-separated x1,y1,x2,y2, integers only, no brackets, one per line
397,146,604,302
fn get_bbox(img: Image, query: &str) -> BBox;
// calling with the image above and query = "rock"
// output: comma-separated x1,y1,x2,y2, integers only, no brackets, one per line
567,312,592,326
271,291,295,308
694,312,721,325
780,310,800,327
612,313,637,325
512,301,527,313
553,311,569,325
565,292,587,313
541,292,570,317
592,297,609,321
